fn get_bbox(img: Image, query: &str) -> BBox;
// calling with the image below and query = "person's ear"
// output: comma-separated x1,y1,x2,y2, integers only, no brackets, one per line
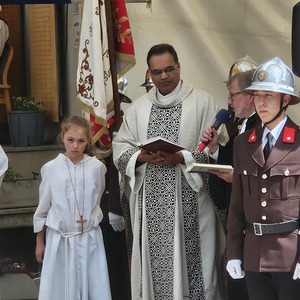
247,93,254,104
282,94,291,108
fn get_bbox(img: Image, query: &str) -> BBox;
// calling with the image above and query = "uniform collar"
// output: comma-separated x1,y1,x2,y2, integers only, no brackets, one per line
262,116,287,145
247,116,298,170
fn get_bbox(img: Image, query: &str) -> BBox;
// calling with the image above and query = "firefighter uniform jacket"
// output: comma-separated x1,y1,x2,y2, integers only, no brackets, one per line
227,117,300,273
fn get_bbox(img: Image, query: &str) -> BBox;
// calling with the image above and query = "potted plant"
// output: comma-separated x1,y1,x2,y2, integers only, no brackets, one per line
8,96,45,147
2,166,22,183
0,257,16,276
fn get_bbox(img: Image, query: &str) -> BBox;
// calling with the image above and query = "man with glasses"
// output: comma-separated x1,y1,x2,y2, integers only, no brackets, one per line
113,43,222,299
201,56,258,187
200,55,258,299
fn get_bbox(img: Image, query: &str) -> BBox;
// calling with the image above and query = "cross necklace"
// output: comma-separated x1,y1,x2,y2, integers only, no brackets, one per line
66,155,87,233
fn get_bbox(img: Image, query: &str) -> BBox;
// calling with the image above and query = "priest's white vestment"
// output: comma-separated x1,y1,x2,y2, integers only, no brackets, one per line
113,81,224,300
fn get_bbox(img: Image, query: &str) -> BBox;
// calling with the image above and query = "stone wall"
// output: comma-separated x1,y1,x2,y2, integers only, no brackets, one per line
0,145,63,275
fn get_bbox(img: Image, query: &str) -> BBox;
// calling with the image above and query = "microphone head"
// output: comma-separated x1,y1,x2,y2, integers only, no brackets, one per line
215,109,231,123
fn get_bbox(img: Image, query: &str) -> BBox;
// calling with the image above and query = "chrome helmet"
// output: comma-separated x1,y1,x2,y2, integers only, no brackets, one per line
140,69,154,87
244,57,300,105
118,77,132,103
224,55,258,83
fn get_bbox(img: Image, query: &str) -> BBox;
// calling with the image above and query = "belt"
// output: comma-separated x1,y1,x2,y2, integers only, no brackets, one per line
246,219,299,236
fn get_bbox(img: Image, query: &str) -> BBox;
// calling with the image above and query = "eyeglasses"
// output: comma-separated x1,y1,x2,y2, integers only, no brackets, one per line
228,91,243,101
150,65,178,76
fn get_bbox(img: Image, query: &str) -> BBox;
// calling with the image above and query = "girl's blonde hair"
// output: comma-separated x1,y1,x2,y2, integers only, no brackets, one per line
60,116,94,156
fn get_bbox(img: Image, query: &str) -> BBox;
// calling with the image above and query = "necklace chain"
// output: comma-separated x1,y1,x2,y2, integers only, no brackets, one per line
65,155,86,232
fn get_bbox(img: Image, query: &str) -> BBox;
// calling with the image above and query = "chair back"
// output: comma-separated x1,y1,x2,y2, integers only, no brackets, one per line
0,42,13,85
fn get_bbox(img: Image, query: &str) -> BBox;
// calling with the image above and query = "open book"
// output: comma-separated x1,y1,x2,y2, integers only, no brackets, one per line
122,136,185,153
186,162,233,173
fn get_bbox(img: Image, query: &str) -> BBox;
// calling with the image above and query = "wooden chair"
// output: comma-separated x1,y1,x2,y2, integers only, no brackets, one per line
0,42,14,121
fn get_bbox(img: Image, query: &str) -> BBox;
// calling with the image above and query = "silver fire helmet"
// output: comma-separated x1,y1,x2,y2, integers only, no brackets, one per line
244,57,300,105
224,55,258,83
118,77,132,103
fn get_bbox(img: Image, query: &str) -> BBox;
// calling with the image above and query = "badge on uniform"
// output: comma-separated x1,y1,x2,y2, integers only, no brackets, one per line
283,127,295,143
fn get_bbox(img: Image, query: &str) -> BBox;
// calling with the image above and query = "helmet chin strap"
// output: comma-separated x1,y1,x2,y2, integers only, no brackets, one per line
264,94,285,126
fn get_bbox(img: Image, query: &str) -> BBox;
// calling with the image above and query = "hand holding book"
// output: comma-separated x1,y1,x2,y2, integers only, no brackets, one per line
122,136,185,153
186,163,233,173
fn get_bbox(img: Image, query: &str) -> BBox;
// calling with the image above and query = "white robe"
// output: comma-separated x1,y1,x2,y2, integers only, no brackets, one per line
0,19,8,57
33,153,111,300
0,145,8,187
113,81,224,300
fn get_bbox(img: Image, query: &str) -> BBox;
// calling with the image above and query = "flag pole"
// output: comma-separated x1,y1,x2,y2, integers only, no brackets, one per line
104,0,122,132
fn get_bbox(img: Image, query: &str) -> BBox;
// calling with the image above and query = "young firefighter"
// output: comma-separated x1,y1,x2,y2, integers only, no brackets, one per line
226,57,300,300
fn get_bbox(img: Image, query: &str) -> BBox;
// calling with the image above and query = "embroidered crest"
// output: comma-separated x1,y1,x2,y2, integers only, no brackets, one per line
258,70,267,81
248,129,257,142
282,127,295,143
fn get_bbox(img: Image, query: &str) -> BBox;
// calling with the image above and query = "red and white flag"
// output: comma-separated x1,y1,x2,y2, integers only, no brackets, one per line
113,0,136,77
77,0,135,151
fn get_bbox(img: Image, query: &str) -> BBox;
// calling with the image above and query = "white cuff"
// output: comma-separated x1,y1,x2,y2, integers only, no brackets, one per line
108,212,125,232
226,259,245,279
293,263,300,280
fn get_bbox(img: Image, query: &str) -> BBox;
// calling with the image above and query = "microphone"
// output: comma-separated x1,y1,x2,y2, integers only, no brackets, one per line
198,109,231,152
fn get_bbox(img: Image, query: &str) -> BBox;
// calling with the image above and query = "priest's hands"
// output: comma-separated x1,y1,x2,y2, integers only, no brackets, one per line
293,263,300,280
108,212,125,232
137,149,184,166
226,259,245,279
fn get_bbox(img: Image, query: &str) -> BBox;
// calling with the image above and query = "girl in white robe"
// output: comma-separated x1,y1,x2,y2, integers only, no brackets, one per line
33,116,111,300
